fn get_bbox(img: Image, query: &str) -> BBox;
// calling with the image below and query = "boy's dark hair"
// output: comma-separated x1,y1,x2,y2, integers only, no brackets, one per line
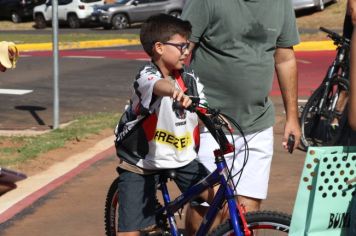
140,14,192,57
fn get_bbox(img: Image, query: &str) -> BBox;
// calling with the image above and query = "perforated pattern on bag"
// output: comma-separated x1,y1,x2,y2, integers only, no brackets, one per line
302,150,356,199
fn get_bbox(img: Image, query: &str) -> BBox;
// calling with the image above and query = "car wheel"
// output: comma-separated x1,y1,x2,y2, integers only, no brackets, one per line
112,14,129,30
67,14,80,28
35,14,47,29
103,24,112,30
169,11,181,18
11,11,21,23
317,0,325,11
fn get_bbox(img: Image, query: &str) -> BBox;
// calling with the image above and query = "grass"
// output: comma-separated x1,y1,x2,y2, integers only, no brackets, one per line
296,0,347,41
0,112,119,167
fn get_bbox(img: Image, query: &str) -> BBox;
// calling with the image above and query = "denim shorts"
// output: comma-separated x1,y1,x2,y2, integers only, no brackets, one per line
117,159,209,232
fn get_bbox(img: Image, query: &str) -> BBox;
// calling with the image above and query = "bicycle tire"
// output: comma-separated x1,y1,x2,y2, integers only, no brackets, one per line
208,211,291,236
104,176,120,236
104,177,166,236
300,77,349,148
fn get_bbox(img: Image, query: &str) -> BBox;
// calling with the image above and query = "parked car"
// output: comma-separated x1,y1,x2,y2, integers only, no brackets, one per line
33,0,104,29
0,0,45,23
91,0,186,30
292,0,338,11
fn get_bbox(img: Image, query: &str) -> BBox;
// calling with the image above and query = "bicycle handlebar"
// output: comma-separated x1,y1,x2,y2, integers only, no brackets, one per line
319,27,350,46
172,98,234,154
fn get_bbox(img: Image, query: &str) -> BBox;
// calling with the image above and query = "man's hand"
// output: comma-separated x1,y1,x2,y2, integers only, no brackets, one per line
282,119,301,153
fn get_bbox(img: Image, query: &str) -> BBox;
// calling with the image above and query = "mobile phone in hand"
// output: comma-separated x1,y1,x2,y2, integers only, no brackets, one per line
287,134,295,154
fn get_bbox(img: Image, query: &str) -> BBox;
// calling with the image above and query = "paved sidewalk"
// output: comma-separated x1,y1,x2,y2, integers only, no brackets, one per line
0,135,115,224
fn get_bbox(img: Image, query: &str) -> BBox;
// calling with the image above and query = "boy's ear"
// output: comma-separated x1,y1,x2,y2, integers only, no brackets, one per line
153,42,164,56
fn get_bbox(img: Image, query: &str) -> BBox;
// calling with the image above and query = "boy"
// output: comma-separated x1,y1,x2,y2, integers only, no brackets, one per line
115,14,210,236
0,41,18,72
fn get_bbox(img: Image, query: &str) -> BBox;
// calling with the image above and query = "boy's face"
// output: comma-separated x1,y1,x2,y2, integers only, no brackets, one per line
158,34,190,72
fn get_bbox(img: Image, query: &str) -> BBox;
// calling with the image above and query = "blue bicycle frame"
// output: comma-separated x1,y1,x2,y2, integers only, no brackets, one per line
156,147,244,236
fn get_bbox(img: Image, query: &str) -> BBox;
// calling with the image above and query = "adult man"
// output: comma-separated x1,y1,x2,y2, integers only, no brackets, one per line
182,0,301,215
348,0,356,130
0,41,18,72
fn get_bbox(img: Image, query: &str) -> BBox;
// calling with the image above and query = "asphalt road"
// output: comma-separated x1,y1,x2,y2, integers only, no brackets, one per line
0,45,145,130
0,48,336,130
0,48,336,235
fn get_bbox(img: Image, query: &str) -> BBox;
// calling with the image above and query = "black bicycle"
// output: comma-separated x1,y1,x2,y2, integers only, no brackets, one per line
300,27,350,148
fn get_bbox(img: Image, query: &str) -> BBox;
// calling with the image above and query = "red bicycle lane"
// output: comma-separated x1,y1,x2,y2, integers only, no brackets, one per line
22,49,337,97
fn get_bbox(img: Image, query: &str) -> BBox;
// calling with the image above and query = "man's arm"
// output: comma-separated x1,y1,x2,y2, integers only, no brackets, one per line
349,0,356,130
274,47,301,151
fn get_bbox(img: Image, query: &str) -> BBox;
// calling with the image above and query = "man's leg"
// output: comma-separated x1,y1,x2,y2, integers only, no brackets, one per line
237,195,262,212
185,128,274,233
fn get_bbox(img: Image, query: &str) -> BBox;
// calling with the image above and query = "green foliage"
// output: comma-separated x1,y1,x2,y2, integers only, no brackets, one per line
0,112,119,167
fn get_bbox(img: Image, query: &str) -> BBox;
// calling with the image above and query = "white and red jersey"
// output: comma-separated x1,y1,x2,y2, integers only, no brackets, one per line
115,62,206,170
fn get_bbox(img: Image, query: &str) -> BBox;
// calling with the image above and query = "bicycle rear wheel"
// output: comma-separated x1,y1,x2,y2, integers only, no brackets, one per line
300,77,349,148
208,211,290,236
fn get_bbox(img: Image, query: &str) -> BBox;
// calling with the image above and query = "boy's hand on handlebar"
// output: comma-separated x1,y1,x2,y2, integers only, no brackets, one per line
172,89,192,108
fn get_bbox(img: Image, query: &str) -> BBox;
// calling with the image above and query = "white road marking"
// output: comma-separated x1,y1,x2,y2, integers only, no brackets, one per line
0,89,33,95
64,56,105,59
296,59,311,64
298,99,308,103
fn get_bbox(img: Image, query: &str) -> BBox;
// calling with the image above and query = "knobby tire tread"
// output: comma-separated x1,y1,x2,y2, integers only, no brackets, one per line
105,176,120,236
208,211,291,236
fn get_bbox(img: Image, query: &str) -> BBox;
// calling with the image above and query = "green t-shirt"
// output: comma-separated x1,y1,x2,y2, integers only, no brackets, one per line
182,0,300,134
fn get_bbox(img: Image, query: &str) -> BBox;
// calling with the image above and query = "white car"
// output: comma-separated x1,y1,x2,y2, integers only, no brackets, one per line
292,0,338,11
33,0,104,28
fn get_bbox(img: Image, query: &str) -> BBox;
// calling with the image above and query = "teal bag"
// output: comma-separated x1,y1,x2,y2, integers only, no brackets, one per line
289,146,356,236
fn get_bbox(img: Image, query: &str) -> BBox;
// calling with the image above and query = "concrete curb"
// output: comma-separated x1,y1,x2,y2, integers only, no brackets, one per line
16,39,336,52
0,135,115,224
17,38,140,52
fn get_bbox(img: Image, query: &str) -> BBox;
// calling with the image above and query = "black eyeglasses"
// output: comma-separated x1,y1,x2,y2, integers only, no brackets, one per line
162,42,190,53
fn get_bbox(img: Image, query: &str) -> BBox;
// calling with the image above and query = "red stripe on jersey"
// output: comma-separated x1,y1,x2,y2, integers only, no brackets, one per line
193,125,200,152
174,70,187,92
142,114,158,141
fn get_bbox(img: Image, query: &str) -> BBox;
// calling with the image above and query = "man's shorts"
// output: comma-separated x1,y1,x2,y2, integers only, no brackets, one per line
117,159,209,232
198,127,274,199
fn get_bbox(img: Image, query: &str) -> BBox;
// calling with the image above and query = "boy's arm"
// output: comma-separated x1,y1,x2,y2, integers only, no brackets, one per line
153,79,192,108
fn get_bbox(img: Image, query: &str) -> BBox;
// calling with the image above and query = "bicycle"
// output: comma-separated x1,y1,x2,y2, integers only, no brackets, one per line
300,27,350,148
104,99,291,236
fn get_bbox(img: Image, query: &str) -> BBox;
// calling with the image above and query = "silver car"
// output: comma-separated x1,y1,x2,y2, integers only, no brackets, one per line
292,0,338,11
92,0,186,30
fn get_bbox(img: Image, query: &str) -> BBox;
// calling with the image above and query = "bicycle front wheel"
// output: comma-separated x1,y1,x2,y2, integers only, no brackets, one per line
208,211,290,236
300,77,349,148
104,176,120,236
